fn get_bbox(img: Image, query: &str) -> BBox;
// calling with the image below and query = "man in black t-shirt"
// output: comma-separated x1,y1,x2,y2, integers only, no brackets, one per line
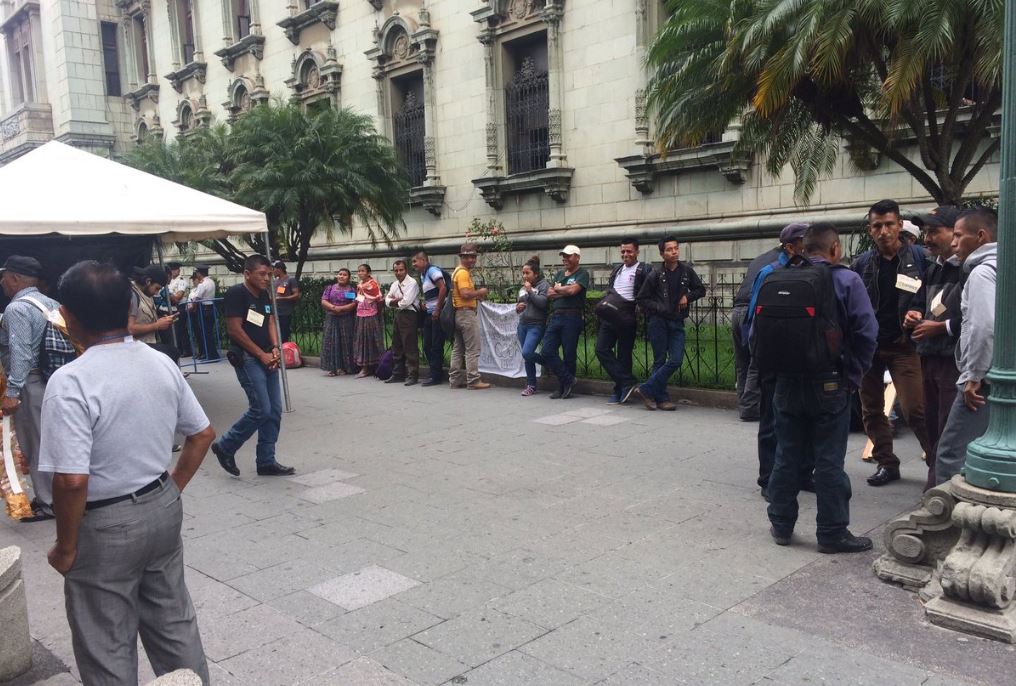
211,254,295,477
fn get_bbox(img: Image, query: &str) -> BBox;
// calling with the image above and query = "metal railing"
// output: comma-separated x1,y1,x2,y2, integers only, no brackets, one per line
286,274,743,390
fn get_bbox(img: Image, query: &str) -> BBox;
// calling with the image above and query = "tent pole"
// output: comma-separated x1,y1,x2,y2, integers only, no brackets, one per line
262,232,293,413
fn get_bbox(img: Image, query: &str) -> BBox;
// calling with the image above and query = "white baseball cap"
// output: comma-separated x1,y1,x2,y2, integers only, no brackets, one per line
901,220,921,240
559,245,581,256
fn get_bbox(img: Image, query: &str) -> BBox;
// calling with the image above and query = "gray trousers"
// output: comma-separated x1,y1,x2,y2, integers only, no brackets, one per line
64,479,209,685
730,306,761,420
450,308,481,386
13,371,52,506
935,383,991,486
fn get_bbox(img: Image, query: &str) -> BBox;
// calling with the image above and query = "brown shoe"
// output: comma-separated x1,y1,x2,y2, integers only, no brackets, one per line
467,382,492,390
657,401,677,411
633,386,656,411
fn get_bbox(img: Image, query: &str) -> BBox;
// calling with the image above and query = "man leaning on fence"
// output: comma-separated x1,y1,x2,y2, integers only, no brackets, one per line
595,238,649,406
414,251,449,387
385,259,421,386
633,237,706,411
449,243,490,390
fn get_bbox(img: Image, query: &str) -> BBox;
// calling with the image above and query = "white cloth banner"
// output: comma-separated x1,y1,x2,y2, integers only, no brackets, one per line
476,301,540,379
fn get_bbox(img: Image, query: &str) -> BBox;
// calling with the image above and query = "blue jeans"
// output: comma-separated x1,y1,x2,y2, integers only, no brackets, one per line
641,317,686,402
767,375,852,544
219,353,282,467
595,321,637,395
536,312,583,389
517,322,545,387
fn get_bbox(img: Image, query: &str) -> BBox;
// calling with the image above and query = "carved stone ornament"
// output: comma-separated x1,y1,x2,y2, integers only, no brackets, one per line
615,140,752,194
125,82,160,113
286,47,343,101
392,32,411,60
409,185,446,216
471,166,574,209
876,476,1016,643
164,61,208,94
277,1,339,45
214,33,266,72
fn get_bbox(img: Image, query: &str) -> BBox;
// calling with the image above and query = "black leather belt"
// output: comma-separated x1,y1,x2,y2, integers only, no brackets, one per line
85,472,169,511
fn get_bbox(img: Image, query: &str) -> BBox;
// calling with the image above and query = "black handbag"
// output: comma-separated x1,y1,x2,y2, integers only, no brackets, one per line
594,290,636,329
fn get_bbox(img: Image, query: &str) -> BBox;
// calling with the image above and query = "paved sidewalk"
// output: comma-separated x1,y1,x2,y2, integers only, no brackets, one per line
3,363,1014,685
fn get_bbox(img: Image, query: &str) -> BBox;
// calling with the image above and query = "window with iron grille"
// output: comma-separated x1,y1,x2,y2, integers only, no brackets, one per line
100,22,122,97
504,37,550,175
392,73,426,187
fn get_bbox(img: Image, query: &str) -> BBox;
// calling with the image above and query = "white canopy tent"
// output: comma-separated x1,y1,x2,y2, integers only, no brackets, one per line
0,141,293,409
0,141,265,240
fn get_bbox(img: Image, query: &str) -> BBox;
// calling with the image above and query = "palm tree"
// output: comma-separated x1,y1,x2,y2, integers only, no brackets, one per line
647,0,1004,205
227,103,410,279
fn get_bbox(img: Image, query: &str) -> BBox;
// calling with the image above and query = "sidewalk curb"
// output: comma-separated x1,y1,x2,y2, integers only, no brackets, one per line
298,355,737,410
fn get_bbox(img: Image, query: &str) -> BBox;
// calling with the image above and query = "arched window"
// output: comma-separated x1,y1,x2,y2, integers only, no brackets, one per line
178,102,193,132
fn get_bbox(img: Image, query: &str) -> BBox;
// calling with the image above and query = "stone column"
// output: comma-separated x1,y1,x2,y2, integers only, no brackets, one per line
0,546,31,681
249,0,262,37
189,0,204,63
478,26,500,174
220,0,234,46
633,0,651,151
121,14,140,90
166,1,183,70
141,3,157,84
542,0,566,167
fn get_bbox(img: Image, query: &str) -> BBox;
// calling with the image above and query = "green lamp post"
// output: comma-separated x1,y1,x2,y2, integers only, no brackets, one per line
963,0,1016,492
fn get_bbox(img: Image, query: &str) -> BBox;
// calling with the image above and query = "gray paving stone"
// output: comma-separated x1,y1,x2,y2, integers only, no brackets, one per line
183,568,259,618
216,631,356,685
490,578,613,630
227,558,337,602
371,638,468,686
198,603,306,662
398,573,513,620
413,608,547,668
265,590,346,627
451,650,585,686
557,550,674,599
309,565,420,610
289,468,360,487
531,414,583,426
580,414,630,426
315,599,443,654
319,657,417,685
593,662,673,685
297,481,367,504
757,644,937,685
560,406,615,418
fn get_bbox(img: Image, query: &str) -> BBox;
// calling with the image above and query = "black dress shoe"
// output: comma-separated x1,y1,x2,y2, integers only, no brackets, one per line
867,466,901,487
384,376,406,384
404,378,418,387
21,499,55,523
770,526,791,546
818,531,873,554
257,462,296,476
212,442,239,477
549,389,563,399
421,379,441,387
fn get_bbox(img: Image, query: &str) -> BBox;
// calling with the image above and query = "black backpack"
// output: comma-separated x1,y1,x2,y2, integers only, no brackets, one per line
752,262,845,376
439,268,459,338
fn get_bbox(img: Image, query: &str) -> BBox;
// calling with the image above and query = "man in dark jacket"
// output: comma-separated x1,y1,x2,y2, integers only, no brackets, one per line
764,224,878,553
851,199,933,487
903,206,963,490
633,236,706,411
732,240,785,421
595,238,650,405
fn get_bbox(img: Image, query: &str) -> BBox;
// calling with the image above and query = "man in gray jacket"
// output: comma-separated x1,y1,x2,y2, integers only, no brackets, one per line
935,208,997,485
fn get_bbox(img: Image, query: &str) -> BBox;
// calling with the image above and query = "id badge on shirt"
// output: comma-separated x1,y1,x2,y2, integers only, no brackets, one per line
246,309,266,327
895,274,921,294
276,285,287,294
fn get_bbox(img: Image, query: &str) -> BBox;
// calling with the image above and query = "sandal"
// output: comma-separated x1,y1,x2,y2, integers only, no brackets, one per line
327,371,338,377
521,385,537,397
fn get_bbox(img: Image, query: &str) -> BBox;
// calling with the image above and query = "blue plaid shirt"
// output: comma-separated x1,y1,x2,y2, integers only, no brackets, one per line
0,286,59,397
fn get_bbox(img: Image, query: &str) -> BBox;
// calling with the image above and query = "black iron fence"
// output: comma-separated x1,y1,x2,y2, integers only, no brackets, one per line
284,274,741,390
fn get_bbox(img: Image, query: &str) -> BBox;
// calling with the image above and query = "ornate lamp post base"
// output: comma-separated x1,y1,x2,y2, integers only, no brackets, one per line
875,476,1016,642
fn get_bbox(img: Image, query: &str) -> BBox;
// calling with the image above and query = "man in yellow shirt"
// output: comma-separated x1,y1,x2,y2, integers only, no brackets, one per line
450,243,491,389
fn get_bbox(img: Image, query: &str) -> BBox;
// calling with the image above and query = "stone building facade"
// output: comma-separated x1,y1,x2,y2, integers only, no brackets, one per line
0,0,1001,287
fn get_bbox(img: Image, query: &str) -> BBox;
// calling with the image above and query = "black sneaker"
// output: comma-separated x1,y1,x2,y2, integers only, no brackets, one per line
770,526,792,546
818,531,873,554
549,389,563,399
212,442,239,477
421,378,441,387
561,381,576,399
257,462,296,477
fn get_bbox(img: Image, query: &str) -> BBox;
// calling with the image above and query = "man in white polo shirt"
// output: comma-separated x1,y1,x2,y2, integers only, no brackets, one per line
594,238,650,404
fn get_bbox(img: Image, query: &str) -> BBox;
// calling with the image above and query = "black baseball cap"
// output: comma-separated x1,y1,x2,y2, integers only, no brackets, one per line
0,255,43,278
922,206,963,230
